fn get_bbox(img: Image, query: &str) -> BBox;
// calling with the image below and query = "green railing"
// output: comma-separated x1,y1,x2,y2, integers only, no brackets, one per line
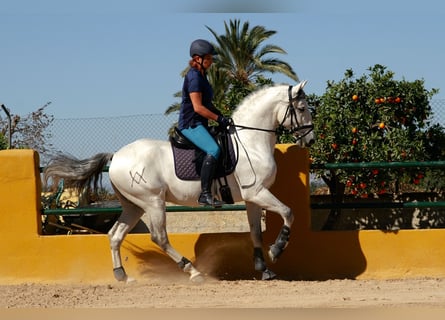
40,160,445,215
311,201,445,210
311,161,445,170
310,160,445,210
43,204,247,216
40,164,247,216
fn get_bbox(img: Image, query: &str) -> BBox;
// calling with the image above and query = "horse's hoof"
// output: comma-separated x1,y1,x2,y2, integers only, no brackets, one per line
190,272,205,283
262,269,277,280
113,267,128,282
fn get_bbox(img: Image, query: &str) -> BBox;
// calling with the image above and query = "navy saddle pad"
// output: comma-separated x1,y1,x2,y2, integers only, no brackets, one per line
170,128,236,181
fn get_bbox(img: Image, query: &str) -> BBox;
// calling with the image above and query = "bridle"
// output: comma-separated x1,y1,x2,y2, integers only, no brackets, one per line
232,85,314,141
228,85,314,185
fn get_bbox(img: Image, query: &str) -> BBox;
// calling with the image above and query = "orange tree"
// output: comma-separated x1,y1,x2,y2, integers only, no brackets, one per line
421,123,445,192
309,64,439,200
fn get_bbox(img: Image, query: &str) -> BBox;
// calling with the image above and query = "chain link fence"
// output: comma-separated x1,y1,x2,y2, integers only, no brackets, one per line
430,99,444,125
43,113,177,164
36,99,445,164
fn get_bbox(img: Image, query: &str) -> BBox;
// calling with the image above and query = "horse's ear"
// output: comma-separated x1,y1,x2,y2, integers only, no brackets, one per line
292,80,308,95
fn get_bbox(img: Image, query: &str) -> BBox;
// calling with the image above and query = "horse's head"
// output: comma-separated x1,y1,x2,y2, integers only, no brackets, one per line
280,80,315,147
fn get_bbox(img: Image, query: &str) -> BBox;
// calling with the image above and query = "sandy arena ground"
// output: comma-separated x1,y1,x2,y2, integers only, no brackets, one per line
1,277,445,309
2,213,445,319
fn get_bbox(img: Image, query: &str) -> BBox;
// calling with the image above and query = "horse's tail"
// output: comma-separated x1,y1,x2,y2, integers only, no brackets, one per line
43,152,113,193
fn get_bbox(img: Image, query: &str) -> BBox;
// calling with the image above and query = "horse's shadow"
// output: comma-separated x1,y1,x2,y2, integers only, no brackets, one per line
127,228,367,281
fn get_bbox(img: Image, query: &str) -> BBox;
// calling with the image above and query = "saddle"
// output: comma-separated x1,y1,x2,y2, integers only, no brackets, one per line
169,127,237,203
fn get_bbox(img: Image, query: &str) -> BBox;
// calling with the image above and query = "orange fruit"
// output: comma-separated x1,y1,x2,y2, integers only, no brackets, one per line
395,97,401,103
351,127,358,134
375,98,381,104
378,122,385,129
352,94,359,101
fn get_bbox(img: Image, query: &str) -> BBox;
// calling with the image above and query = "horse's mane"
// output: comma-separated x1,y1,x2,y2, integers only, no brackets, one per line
232,83,288,118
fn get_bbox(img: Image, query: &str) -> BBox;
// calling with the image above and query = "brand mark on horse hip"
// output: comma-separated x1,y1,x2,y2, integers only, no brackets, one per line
129,168,147,187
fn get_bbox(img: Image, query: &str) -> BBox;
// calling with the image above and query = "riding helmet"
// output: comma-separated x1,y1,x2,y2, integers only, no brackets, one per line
189,39,217,57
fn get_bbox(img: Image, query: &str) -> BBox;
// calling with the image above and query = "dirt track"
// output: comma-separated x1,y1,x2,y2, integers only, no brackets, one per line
3,213,445,318
1,277,445,309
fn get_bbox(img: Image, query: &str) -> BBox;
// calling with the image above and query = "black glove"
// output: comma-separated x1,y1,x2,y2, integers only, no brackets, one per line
217,115,232,129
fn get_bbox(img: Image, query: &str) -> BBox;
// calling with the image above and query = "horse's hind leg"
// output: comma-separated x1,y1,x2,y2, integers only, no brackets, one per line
146,200,204,282
108,198,144,282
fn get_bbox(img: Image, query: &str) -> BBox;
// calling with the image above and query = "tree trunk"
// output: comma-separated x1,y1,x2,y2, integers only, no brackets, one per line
321,170,346,230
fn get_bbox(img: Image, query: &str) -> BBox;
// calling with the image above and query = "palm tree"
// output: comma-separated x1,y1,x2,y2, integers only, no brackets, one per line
165,19,298,116
207,19,299,87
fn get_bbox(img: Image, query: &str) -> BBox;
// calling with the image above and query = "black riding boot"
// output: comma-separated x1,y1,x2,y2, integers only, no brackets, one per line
198,154,225,208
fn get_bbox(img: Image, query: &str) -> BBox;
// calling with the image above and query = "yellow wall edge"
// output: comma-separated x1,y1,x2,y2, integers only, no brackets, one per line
0,148,444,284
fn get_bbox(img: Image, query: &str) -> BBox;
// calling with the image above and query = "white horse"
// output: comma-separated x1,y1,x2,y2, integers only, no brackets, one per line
43,81,314,282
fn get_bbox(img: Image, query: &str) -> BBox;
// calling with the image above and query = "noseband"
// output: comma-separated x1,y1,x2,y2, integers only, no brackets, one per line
233,86,314,140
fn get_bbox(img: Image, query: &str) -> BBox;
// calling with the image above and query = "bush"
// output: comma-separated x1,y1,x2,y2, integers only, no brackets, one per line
0,133,8,150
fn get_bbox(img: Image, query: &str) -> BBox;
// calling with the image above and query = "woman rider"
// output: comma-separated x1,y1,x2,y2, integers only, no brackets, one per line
178,39,231,207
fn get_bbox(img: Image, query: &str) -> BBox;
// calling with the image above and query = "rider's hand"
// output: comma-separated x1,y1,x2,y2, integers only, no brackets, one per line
217,115,232,129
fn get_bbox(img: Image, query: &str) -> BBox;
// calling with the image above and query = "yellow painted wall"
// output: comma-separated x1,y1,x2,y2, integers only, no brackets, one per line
0,147,445,284
265,145,445,280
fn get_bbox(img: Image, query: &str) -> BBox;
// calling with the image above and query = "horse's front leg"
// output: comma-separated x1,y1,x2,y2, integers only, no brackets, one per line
267,203,293,263
245,188,294,265
246,202,276,280
268,224,291,263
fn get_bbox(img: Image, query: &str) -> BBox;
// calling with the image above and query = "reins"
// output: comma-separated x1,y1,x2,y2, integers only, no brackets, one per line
232,124,276,133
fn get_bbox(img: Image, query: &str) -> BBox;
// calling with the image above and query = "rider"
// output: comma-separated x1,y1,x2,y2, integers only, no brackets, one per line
178,39,231,207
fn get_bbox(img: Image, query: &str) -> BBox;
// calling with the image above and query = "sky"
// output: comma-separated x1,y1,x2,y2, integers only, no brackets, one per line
1,0,444,120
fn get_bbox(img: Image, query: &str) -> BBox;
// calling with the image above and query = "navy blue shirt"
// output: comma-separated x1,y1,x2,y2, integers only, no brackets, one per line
178,68,219,130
